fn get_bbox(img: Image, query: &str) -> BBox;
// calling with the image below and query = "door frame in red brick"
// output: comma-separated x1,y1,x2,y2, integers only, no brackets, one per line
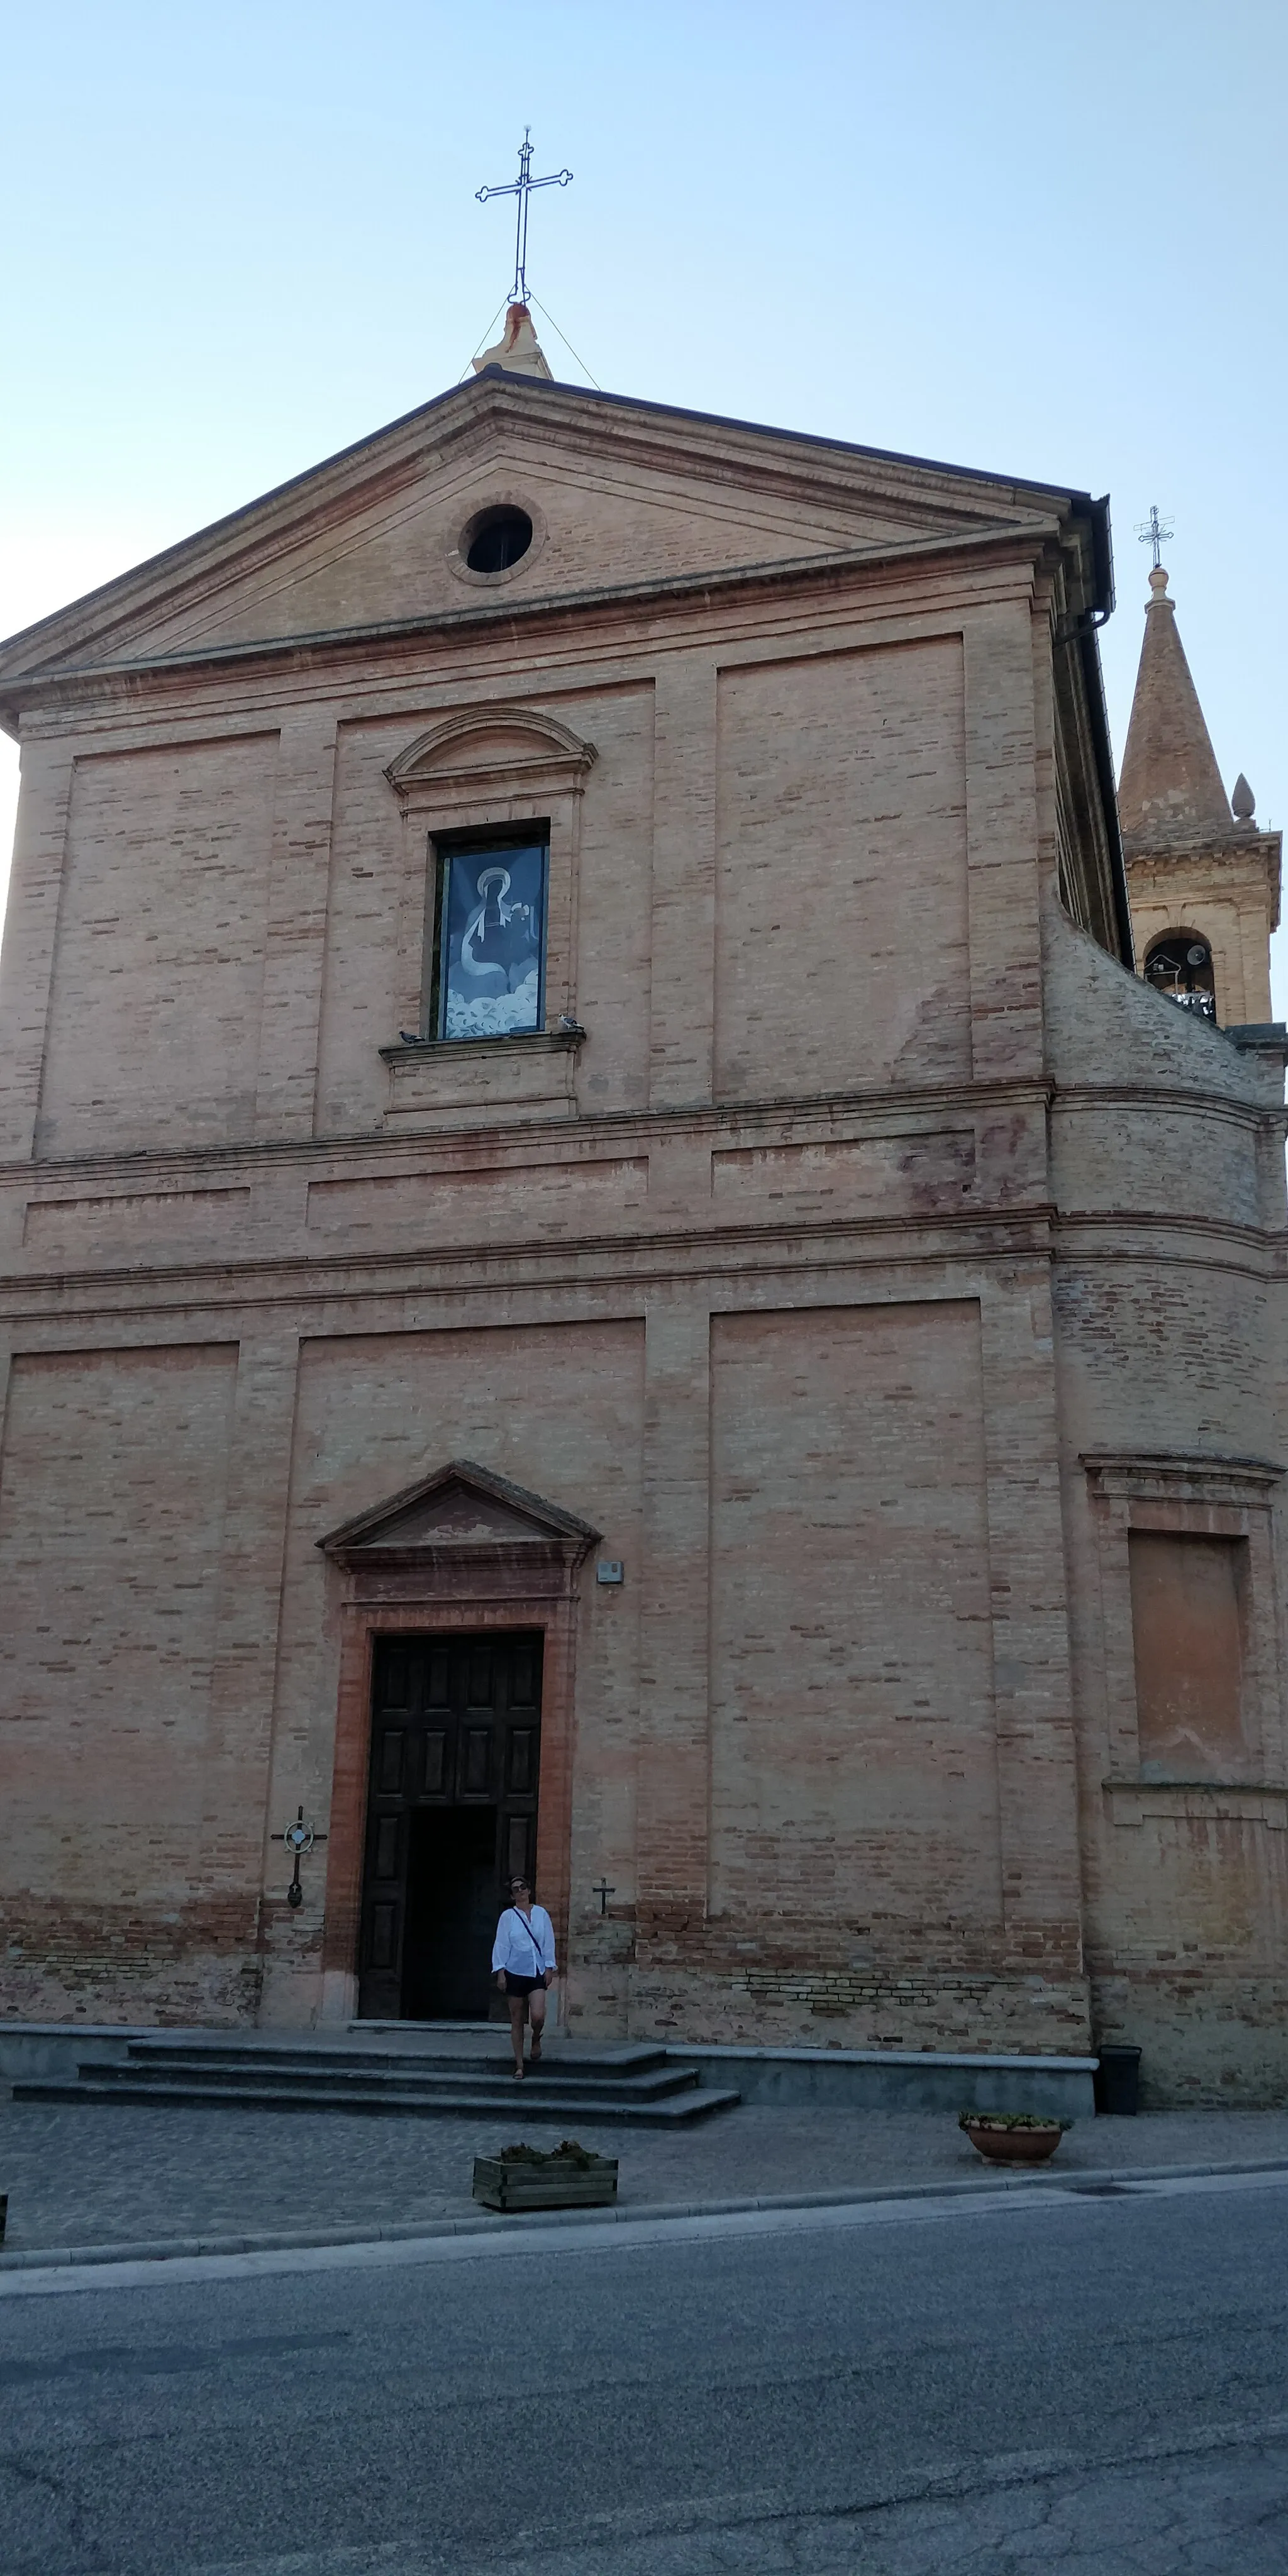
316,1460,599,1998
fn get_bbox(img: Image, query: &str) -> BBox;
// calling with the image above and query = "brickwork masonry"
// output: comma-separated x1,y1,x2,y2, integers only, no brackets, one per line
0,383,1282,2101
1,1896,265,2026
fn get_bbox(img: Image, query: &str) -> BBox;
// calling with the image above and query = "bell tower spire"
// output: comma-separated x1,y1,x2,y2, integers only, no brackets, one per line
1119,562,1231,850
1119,550,1280,1027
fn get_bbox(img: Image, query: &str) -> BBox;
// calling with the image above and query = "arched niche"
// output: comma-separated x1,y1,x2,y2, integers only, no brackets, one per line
1143,928,1217,1023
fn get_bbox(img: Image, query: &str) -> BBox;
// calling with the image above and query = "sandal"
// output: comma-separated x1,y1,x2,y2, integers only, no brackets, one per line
511,2065,525,2080
529,2036,542,2064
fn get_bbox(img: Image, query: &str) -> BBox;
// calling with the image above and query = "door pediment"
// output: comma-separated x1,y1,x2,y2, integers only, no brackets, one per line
318,1459,600,1564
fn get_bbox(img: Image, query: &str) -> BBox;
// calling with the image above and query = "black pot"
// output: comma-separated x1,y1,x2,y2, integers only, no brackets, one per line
1094,2045,1141,2116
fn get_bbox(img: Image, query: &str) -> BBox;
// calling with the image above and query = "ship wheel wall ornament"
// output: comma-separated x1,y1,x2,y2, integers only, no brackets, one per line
270,1805,328,1911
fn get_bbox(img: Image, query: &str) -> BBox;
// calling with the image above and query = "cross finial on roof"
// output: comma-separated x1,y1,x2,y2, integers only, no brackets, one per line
1135,503,1175,572
476,129,573,308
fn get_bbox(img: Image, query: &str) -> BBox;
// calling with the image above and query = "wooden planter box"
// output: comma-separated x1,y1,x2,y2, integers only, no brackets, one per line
472,2153,618,2214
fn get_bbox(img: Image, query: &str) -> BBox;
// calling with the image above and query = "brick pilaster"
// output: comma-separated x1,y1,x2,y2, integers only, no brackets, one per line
965,603,1043,1082
254,715,339,1139
0,745,75,1161
635,1295,711,1971
203,1333,301,1930
649,655,717,1108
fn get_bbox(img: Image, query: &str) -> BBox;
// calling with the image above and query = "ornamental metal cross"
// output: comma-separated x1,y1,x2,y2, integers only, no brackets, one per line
1135,503,1174,570
476,130,572,307
270,1805,328,1912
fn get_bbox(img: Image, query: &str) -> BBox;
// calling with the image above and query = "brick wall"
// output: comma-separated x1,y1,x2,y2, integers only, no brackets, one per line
0,1344,255,2020
0,408,1282,2092
36,738,277,1155
1046,898,1288,2098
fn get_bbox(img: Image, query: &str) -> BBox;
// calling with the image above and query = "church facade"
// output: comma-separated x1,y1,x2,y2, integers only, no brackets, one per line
1,330,1284,2100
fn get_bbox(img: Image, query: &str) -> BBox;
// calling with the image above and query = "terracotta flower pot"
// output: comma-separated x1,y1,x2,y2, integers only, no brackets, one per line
961,2119,1066,2165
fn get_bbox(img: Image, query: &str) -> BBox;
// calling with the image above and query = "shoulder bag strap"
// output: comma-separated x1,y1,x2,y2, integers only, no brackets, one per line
509,1907,546,1974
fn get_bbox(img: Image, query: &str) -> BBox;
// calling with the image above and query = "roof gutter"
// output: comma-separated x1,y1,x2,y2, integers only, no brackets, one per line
1064,494,1133,969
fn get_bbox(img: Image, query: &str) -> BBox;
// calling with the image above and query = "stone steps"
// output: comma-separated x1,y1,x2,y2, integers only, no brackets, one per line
13,2037,741,2126
121,2040,674,2084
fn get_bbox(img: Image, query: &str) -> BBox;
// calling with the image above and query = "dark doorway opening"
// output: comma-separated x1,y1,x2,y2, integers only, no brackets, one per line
358,1631,542,2021
402,1807,499,2020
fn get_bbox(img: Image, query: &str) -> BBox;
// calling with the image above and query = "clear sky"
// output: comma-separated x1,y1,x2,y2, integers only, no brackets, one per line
3,0,1284,997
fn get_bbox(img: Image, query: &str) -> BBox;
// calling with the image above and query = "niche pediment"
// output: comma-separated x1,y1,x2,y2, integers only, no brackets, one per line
318,1459,600,1563
384,704,596,818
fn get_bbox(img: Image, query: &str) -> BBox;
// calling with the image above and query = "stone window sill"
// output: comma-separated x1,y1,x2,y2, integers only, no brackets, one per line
379,1028,584,1066
1102,1777,1288,1828
379,1026,586,1130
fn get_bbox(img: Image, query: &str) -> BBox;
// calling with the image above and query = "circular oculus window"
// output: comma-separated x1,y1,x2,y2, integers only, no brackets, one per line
463,505,533,575
445,496,546,589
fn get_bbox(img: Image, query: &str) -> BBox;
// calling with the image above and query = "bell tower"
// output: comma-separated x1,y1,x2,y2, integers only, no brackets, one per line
1119,562,1280,1026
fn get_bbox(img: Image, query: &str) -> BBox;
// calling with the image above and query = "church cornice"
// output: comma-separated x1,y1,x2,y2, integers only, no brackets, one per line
0,1203,1070,1321
3,1201,1284,1331
0,362,1114,733
0,523,1052,736
0,369,1106,692
4,1060,1285,1205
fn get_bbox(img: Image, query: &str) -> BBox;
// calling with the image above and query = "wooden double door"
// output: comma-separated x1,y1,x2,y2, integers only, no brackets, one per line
358,1631,543,2021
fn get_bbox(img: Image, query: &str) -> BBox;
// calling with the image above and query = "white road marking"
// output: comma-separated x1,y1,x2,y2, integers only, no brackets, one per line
3,2163,1287,2302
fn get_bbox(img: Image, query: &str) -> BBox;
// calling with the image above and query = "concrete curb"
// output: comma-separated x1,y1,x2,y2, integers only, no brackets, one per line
3,2152,1287,2271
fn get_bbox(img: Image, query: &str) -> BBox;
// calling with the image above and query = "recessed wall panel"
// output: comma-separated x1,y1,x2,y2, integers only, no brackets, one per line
37,738,275,1153
714,640,969,1097
0,1345,237,1897
710,1300,997,1921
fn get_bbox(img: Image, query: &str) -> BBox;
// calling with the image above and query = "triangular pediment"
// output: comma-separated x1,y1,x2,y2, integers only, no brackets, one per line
318,1459,600,1558
0,370,1097,706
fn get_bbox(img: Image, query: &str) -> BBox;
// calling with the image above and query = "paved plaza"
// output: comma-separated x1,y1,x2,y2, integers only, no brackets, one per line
3,2085,1288,2259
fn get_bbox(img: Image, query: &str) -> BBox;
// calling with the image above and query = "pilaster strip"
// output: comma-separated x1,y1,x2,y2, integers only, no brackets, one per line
650,658,716,1108
254,715,339,1140
0,747,75,1161
635,1294,712,1967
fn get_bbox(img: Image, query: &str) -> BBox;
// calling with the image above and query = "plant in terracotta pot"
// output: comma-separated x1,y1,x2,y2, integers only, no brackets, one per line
959,2111,1071,2166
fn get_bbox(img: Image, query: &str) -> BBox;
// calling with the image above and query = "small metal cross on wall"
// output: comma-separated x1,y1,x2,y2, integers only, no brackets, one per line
1135,503,1174,570
592,1880,616,1916
271,1806,328,1912
477,129,573,308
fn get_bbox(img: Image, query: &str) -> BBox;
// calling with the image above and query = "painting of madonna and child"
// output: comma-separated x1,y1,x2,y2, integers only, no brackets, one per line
439,842,548,1041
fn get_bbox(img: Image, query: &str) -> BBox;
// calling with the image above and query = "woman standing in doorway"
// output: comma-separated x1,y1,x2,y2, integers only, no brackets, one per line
492,1876,556,2079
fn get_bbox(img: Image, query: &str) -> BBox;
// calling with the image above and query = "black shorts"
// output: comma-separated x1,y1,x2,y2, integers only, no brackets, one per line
503,1972,543,1997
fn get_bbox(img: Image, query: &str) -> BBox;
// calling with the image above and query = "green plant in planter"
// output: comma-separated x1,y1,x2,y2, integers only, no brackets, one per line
497,2140,599,2168
958,2111,1072,2133
474,2138,618,2213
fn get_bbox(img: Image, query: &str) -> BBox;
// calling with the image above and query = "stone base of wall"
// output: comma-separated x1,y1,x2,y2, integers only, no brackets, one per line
1092,1970,1288,2106
584,1960,1094,2057
26,1923,1287,2102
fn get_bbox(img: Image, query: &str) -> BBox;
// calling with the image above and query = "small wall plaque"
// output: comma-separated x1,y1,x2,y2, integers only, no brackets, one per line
596,1560,624,1585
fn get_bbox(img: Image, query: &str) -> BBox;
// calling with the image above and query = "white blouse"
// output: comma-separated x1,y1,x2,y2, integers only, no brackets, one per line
491,1903,557,1977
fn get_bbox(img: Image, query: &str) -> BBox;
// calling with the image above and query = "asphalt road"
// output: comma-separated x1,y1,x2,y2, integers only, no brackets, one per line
3,2172,1288,2574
